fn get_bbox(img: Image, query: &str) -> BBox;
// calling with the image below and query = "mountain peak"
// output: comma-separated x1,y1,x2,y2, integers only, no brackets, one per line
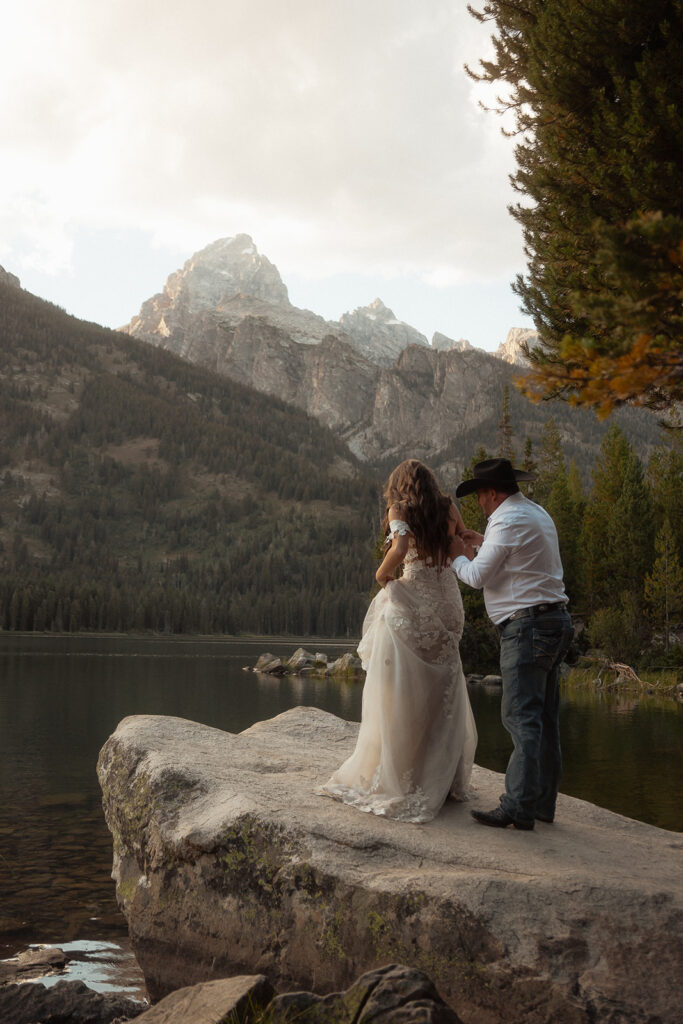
338,299,428,367
0,265,21,289
125,235,290,338
199,234,259,260
367,297,392,315
496,327,539,366
431,332,473,353
171,234,290,310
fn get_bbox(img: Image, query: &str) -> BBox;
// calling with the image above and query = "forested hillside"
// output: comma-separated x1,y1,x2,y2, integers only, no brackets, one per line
0,282,379,636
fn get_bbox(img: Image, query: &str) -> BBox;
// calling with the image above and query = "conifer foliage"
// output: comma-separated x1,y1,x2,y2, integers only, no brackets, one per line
458,392,682,667
467,0,683,415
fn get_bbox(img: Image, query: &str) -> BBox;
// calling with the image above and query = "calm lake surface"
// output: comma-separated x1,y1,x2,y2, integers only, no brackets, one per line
0,632,681,988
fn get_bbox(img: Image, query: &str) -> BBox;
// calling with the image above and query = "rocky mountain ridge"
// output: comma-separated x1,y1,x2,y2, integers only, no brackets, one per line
123,234,533,369
120,235,657,483
496,326,538,366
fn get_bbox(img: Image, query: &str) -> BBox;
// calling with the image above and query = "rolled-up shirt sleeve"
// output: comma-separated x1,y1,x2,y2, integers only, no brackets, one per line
453,521,514,589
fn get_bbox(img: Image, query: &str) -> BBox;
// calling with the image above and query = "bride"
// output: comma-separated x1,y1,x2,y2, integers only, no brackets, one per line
319,459,477,823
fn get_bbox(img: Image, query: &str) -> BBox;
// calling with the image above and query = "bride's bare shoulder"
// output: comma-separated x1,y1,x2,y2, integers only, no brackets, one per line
388,501,409,520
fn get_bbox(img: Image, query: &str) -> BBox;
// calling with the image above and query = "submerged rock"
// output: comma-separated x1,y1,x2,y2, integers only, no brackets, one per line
97,708,683,1023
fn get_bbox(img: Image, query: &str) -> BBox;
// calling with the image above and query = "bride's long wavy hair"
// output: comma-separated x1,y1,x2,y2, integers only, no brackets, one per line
381,459,453,567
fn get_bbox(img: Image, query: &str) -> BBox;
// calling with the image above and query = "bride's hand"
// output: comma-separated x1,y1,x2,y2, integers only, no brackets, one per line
450,532,476,561
460,529,484,546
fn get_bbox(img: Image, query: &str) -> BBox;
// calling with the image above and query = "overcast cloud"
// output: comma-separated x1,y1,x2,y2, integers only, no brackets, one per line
0,0,530,347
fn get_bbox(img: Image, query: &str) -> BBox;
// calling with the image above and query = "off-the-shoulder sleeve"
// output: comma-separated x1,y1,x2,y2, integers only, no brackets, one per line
388,519,412,538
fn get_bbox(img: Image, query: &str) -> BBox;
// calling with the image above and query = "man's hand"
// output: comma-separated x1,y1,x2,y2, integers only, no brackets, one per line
461,529,484,546
449,533,476,561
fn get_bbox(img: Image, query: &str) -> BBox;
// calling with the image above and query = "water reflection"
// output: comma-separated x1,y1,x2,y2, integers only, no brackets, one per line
31,940,147,1001
253,671,360,720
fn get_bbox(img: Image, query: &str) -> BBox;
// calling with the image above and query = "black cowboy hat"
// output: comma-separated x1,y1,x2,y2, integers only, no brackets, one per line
455,458,535,498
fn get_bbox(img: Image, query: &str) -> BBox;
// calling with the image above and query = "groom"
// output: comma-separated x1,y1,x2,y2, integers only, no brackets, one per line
450,458,573,831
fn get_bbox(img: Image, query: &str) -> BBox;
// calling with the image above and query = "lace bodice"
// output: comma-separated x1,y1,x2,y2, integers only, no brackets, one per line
382,518,464,660
388,518,451,574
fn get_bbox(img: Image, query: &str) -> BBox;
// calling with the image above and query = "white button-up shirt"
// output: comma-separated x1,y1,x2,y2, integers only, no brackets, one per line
453,492,567,625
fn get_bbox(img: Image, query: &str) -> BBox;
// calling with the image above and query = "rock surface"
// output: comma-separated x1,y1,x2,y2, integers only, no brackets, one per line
495,327,539,366
97,708,683,1024
253,653,288,675
431,332,473,353
263,963,462,1023
0,264,21,289
133,974,273,1023
0,979,144,1024
252,648,364,678
339,299,429,367
0,945,70,983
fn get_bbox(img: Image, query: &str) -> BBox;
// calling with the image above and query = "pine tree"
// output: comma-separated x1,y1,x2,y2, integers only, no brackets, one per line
580,424,653,613
520,435,537,498
545,469,582,606
467,0,683,414
644,517,683,652
522,435,537,475
567,459,584,511
534,418,565,508
497,383,515,462
647,409,683,554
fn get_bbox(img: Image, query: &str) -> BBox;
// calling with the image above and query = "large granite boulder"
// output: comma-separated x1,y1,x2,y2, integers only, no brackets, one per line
97,708,683,1024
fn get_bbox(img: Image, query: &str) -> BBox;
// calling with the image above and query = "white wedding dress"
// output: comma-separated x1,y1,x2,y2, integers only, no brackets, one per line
319,521,477,823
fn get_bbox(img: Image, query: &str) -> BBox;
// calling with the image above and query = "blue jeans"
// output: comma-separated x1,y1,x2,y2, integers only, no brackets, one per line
498,609,573,824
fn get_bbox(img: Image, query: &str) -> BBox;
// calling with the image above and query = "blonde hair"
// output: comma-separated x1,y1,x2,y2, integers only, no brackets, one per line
381,459,453,567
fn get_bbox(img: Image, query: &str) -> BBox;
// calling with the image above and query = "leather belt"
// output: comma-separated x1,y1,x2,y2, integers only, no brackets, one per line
498,602,568,630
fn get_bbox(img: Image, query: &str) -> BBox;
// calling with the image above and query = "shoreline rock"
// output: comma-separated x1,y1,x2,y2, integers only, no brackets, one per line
98,707,683,1024
251,647,364,679
0,946,71,984
0,980,144,1024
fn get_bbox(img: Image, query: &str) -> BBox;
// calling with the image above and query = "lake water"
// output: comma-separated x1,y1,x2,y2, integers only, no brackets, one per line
0,633,681,996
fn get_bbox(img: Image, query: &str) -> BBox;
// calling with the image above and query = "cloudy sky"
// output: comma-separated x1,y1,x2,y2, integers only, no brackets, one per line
0,0,532,350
